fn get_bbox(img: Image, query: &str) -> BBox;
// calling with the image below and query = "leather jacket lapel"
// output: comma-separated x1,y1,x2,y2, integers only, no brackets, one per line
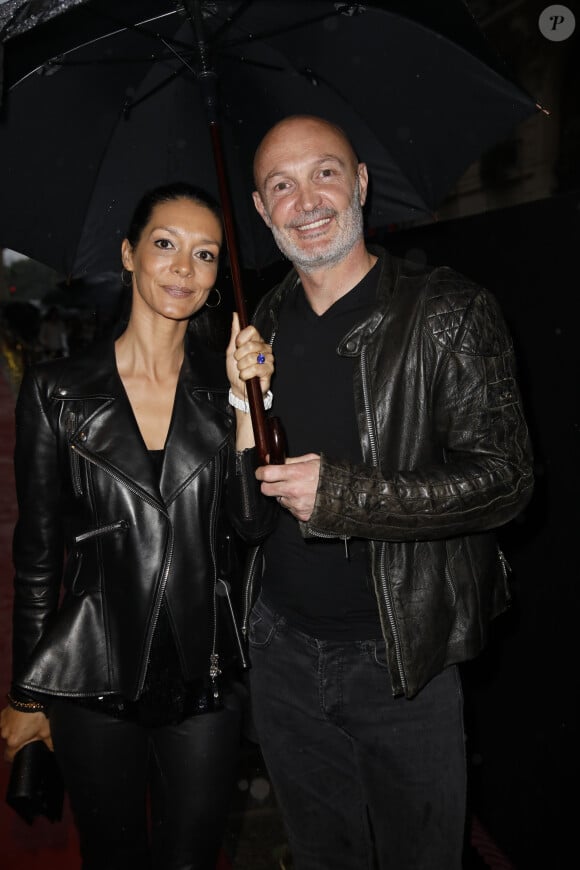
55,336,231,509
160,343,231,506
54,341,163,507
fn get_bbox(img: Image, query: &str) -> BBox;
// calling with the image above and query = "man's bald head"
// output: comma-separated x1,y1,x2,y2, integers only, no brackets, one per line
253,115,359,193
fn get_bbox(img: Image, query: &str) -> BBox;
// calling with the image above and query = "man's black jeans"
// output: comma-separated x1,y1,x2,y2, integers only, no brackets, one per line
248,595,466,870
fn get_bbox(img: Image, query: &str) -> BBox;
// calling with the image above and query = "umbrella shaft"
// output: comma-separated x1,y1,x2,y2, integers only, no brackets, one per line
186,0,283,464
208,123,248,329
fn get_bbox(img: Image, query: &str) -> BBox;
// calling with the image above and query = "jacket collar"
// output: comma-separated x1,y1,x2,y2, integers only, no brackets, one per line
262,246,404,356
52,336,232,508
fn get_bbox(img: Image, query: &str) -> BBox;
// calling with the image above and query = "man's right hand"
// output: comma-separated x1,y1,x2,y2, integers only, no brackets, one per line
256,453,321,523
0,705,53,761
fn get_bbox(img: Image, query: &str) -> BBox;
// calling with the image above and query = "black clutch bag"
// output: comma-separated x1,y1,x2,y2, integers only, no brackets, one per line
6,740,65,824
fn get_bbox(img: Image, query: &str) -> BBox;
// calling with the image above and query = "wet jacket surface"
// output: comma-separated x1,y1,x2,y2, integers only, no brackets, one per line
247,247,534,698
11,336,273,701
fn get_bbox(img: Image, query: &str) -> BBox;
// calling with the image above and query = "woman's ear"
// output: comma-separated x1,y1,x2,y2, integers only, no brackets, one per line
121,239,133,271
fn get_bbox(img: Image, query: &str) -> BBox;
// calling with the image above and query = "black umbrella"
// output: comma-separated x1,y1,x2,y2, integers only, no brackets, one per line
0,0,540,280
0,0,540,458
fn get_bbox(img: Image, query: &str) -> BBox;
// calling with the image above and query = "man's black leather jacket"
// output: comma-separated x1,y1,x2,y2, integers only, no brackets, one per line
11,337,273,702
245,247,533,698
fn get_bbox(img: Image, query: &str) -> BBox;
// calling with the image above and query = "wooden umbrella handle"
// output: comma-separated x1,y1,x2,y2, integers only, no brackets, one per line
267,417,287,466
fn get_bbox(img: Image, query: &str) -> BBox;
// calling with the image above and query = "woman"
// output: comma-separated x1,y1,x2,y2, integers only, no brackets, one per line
0,182,275,869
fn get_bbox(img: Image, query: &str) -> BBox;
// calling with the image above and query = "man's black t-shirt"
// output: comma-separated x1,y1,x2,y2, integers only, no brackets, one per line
261,264,383,640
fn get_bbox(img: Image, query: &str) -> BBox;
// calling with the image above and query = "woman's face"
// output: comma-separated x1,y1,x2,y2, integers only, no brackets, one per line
121,197,222,322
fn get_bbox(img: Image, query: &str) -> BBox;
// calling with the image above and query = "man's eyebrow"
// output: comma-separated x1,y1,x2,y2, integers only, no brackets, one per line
262,155,347,186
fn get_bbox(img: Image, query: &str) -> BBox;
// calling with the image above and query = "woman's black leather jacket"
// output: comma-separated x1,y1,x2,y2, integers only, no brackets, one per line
11,336,274,702
245,248,534,698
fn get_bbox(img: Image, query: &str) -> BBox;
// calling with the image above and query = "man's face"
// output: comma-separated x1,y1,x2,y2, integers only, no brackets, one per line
253,118,368,272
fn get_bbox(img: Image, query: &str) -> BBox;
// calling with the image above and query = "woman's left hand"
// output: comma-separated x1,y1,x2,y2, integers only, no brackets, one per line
226,313,274,402
0,705,53,762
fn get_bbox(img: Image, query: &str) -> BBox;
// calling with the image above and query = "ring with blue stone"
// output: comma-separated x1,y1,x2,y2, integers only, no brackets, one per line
257,353,266,365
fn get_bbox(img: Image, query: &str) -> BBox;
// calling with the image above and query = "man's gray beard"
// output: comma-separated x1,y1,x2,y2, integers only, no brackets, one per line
270,180,364,274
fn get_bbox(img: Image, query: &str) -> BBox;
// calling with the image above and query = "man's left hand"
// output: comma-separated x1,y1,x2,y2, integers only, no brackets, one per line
256,454,320,523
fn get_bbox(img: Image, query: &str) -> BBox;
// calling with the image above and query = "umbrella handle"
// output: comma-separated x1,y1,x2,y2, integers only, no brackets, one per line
267,417,287,466
245,378,286,465
187,0,287,465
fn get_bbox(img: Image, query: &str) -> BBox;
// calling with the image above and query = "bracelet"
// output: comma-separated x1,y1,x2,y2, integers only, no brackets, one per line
229,388,273,413
6,692,46,713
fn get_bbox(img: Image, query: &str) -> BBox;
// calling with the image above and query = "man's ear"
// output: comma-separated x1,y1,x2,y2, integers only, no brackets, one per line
357,163,369,207
252,191,272,228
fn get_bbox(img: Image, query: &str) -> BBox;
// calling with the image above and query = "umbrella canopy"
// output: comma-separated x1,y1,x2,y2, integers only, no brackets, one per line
0,0,539,278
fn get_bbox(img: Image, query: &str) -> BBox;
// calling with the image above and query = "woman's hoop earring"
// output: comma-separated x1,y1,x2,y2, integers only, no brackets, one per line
205,287,222,309
121,267,133,287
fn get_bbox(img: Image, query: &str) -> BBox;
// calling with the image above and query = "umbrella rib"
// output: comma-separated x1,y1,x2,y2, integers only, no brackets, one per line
123,65,191,115
10,9,198,87
123,37,201,115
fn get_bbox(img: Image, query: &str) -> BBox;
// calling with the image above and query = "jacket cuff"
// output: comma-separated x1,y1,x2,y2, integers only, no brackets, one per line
228,447,277,542
300,453,347,539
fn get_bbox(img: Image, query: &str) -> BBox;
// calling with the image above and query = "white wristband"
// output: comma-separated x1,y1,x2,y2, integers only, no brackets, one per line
229,388,273,413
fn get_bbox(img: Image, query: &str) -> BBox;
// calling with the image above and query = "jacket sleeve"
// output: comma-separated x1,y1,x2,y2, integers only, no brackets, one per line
304,279,534,542
225,445,277,544
11,367,64,688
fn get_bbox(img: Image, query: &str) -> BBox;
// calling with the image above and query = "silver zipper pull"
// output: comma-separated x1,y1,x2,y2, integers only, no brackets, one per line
209,652,220,680
498,548,512,580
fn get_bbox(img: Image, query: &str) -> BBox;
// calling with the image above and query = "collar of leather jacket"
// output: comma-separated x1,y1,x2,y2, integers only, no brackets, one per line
261,246,433,357
48,331,228,400
44,332,232,508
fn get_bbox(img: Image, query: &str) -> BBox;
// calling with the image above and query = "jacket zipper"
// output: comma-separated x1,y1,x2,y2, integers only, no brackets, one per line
360,346,407,695
498,547,512,582
241,545,262,637
74,520,128,544
236,451,253,521
66,412,83,496
208,454,221,698
444,563,458,605
71,443,173,696
306,527,351,559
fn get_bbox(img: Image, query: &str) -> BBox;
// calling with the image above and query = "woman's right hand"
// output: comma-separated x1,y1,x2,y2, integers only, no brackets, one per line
226,313,274,401
0,705,53,761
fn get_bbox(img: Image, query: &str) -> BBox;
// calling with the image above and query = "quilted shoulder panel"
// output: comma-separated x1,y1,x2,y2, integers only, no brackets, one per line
424,267,511,356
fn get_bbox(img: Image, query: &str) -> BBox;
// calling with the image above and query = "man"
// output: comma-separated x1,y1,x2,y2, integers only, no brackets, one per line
242,115,533,870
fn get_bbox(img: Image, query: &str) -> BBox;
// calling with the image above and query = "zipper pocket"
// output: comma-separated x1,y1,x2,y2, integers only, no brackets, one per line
74,519,129,545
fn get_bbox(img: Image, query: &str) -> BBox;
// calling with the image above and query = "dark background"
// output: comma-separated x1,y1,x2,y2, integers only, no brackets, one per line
384,190,579,869
1,2,579,868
